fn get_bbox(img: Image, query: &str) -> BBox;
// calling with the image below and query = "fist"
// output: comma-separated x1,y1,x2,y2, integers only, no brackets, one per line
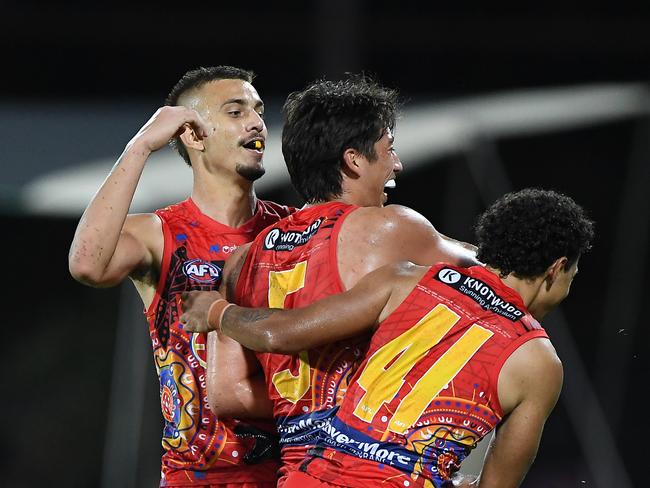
130,106,212,153
179,290,224,333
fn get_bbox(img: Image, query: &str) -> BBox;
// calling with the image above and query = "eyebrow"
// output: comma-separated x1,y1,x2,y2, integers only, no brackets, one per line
220,98,265,110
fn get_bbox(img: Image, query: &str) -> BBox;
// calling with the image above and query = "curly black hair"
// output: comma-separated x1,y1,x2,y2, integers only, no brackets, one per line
281,74,400,203
475,188,595,278
164,66,255,166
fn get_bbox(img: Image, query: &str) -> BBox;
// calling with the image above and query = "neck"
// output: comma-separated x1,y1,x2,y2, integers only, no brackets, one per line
485,265,545,311
307,186,372,208
191,171,257,228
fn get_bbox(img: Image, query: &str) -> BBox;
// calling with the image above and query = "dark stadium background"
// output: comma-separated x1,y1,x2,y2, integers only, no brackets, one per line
2,3,649,487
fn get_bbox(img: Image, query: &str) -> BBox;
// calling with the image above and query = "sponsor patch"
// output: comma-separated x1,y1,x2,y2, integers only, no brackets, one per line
276,408,338,446
435,268,524,321
263,218,324,252
221,244,237,254
317,417,414,470
182,259,221,284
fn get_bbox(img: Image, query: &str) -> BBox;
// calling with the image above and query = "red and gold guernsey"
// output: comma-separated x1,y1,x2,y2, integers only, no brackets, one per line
147,198,292,486
234,201,369,481
302,263,549,488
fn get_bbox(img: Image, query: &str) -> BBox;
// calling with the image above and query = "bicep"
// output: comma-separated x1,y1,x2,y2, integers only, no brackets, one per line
477,400,548,488
478,338,563,487
98,215,159,285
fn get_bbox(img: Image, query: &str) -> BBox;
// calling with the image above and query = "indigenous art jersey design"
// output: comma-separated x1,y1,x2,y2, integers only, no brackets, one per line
235,202,369,480
147,198,292,486
303,264,548,488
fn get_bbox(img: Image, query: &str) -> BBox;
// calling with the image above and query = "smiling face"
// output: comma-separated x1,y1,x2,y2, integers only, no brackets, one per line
185,78,267,181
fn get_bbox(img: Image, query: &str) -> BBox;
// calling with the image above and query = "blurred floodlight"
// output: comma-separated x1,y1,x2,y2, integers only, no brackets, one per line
22,83,650,217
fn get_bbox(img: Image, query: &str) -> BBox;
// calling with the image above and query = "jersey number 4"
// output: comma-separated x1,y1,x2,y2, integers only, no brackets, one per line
354,303,493,437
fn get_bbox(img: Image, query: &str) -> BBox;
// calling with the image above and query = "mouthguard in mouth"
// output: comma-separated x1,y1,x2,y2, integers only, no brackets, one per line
244,140,264,150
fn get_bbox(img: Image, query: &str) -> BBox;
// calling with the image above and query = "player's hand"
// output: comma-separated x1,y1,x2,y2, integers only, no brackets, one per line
128,106,212,154
179,290,224,333
451,473,478,487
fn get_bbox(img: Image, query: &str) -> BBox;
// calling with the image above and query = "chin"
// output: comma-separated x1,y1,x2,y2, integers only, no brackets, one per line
236,163,266,182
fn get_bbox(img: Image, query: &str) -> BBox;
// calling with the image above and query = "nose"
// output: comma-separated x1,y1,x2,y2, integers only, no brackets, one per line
247,110,265,133
393,153,403,174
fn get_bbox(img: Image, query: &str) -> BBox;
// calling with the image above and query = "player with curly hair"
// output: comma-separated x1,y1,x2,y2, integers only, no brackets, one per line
183,188,594,488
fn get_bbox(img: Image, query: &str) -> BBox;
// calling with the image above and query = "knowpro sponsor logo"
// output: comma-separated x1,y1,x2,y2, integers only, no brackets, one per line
435,268,524,321
263,218,324,252
182,259,221,284
318,417,415,471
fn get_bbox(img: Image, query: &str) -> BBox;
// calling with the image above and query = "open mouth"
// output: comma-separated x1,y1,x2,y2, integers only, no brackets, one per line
383,179,396,203
243,139,265,152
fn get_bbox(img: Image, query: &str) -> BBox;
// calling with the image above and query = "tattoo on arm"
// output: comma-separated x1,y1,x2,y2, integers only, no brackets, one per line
225,252,245,300
223,307,278,329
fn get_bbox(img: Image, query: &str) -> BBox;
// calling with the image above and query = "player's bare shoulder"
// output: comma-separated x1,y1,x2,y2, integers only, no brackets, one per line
498,337,564,415
387,260,426,280
343,204,435,241
338,204,440,286
381,203,435,224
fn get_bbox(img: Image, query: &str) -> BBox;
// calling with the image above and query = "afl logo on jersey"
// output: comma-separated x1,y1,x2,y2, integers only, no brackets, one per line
438,268,461,284
182,259,221,284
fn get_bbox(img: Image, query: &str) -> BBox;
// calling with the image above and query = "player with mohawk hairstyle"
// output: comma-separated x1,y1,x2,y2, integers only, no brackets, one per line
69,66,293,487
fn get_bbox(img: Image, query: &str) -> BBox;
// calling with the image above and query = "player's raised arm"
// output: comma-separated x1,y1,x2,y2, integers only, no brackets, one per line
68,106,211,287
182,261,425,354
473,338,564,488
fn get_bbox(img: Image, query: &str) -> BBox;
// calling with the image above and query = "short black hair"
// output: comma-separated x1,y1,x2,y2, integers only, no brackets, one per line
475,188,595,278
164,66,255,166
281,74,400,203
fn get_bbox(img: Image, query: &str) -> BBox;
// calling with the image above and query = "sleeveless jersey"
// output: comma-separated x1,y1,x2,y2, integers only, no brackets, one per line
303,263,549,488
147,198,292,486
234,202,369,480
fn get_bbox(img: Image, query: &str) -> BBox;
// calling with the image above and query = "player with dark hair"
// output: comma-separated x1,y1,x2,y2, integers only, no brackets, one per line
183,188,595,488
179,74,478,485
281,74,400,205
69,66,292,486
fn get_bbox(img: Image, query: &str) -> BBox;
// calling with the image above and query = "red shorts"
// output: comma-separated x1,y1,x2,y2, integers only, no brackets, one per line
282,471,341,488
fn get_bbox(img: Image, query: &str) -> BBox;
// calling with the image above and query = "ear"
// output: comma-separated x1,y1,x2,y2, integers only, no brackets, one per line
544,256,568,290
179,123,206,152
341,148,363,178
